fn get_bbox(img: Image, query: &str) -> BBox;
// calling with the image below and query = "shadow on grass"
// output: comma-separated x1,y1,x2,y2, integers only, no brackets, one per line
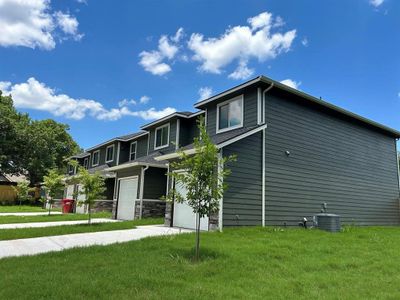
169,247,224,264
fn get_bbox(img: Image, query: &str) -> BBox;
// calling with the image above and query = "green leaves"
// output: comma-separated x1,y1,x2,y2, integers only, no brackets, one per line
166,116,236,219
0,91,80,184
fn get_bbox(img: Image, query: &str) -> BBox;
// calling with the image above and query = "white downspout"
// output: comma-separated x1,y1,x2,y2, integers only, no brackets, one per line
139,165,150,219
262,82,274,227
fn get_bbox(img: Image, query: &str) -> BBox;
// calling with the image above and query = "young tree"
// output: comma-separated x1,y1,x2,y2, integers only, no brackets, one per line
76,166,105,224
166,117,236,261
43,169,65,216
13,181,32,206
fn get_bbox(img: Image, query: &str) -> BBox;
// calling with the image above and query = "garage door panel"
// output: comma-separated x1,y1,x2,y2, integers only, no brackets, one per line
173,181,208,231
117,177,138,220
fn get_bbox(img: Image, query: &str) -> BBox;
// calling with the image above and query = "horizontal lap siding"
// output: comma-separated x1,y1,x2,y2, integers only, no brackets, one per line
265,92,400,226
223,132,262,226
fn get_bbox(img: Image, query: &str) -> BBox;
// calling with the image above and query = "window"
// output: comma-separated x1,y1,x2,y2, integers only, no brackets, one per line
83,157,89,169
92,150,100,166
217,95,243,133
130,141,137,161
154,123,170,150
106,145,114,163
68,164,74,174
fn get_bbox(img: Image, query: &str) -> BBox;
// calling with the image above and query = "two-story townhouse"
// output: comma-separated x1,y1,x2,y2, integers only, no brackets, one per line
105,111,204,220
65,131,147,213
156,75,400,231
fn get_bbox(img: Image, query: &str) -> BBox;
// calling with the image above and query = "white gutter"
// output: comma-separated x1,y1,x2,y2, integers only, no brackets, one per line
139,165,150,219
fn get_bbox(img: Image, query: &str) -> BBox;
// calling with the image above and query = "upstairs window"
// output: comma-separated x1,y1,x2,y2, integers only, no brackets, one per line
68,164,74,174
217,95,243,133
106,145,114,163
154,123,170,150
130,141,137,161
92,150,100,167
83,157,89,169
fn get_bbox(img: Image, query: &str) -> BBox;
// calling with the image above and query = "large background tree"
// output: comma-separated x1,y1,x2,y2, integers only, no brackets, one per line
0,91,80,185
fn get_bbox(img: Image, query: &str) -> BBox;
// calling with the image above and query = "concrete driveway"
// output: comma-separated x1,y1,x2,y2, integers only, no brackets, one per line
0,225,191,259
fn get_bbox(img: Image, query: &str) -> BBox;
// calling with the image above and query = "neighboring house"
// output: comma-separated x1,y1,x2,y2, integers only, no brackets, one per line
0,173,28,203
156,75,400,230
105,111,204,220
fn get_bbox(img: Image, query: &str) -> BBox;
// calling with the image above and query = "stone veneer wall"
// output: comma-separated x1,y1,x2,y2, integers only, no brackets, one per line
134,200,166,219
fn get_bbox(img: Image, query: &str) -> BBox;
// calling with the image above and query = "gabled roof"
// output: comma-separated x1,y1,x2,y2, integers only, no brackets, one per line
195,75,400,138
85,131,148,152
140,110,204,130
105,152,167,171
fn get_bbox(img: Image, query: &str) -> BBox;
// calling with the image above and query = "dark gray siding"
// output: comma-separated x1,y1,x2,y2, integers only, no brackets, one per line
143,167,167,199
264,90,400,226
118,135,149,164
205,88,258,139
179,118,200,147
223,132,263,226
88,141,118,168
148,119,177,154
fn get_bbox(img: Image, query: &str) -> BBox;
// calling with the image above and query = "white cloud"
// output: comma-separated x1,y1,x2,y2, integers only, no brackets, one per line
280,79,301,89
139,28,183,75
370,0,384,7
0,77,175,121
302,37,308,47
198,87,213,101
139,95,150,104
228,60,254,80
54,11,83,41
118,99,136,107
0,0,83,49
188,11,296,77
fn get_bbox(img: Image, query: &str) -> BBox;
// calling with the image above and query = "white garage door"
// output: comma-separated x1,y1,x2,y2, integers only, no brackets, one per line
75,184,87,214
117,177,138,220
66,185,75,199
173,181,209,231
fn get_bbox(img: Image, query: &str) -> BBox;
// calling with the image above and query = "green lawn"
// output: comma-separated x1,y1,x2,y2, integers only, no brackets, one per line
0,218,163,241
1,226,400,299
0,211,112,224
0,205,60,213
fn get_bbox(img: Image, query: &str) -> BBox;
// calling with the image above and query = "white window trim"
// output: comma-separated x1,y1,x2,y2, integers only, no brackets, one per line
216,95,244,134
130,141,137,161
154,123,170,150
92,150,100,167
83,157,89,169
105,145,115,163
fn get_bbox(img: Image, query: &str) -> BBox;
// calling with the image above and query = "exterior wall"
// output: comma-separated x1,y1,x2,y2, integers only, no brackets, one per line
264,90,400,226
143,167,167,199
179,117,201,147
148,119,177,154
118,135,149,164
223,132,263,226
205,88,258,139
88,141,119,168
134,200,166,219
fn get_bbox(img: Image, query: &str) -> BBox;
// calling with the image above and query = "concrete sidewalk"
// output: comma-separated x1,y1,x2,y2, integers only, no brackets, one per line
0,225,191,259
0,218,117,229
0,212,62,216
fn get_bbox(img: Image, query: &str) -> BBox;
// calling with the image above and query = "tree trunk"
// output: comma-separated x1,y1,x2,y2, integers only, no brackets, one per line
88,201,91,225
195,212,201,261
48,198,51,216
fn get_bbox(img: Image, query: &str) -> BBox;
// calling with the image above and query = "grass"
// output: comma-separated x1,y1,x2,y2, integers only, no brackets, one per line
1,226,400,299
0,205,60,213
0,218,163,241
0,211,112,224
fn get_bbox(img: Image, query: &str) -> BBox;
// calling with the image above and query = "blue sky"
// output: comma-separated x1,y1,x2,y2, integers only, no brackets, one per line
0,0,399,149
